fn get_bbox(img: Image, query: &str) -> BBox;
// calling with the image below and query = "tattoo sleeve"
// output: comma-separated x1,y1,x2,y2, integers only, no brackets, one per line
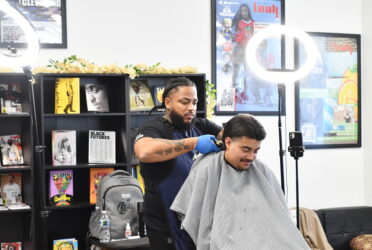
153,138,190,156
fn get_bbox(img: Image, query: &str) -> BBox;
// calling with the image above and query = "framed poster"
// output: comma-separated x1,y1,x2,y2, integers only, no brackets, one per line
0,0,67,48
212,0,285,115
295,32,361,148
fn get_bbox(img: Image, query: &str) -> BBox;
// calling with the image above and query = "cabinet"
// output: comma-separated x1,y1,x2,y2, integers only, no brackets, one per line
0,73,35,249
34,73,129,249
33,73,206,249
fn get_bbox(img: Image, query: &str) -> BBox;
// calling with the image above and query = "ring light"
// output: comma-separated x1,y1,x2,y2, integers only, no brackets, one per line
0,0,39,68
246,25,318,83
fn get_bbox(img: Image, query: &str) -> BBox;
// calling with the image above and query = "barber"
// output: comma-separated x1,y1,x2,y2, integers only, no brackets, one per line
134,77,222,250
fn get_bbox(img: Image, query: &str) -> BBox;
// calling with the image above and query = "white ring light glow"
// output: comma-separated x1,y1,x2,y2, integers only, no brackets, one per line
0,0,39,68
246,25,318,83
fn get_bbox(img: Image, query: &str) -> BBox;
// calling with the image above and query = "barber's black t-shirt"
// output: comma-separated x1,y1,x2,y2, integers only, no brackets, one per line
135,116,221,231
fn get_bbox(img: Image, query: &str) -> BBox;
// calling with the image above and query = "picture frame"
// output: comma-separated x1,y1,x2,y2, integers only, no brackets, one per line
295,32,361,149
0,0,67,48
211,0,285,115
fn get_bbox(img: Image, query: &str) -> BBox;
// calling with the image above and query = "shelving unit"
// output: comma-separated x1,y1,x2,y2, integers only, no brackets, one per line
32,73,206,249
33,73,129,249
0,73,35,250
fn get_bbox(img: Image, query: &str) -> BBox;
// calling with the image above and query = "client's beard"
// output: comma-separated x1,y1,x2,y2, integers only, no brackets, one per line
169,110,195,131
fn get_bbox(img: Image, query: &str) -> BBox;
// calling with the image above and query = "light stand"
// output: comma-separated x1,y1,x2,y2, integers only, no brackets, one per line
0,1,40,248
277,84,285,194
23,66,49,249
288,132,305,229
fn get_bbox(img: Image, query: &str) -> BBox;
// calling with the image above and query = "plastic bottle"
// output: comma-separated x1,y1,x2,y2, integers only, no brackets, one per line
125,222,132,238
99,210,110,243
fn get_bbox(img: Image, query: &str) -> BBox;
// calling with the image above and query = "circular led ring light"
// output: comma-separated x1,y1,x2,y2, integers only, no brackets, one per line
0,0,39,68
246,25,318,83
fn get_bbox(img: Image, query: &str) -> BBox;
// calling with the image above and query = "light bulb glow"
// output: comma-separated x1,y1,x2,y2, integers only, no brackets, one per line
0,0,40,68
246,25,318,83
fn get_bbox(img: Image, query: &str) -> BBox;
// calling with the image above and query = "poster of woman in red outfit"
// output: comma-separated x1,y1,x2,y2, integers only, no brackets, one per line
213,0,284,114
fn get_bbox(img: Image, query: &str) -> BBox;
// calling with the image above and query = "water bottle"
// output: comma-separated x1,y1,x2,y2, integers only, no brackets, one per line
125,222,132,238
99,210,110,243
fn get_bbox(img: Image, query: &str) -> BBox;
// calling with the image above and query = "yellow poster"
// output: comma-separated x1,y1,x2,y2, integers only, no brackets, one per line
55,78,80,114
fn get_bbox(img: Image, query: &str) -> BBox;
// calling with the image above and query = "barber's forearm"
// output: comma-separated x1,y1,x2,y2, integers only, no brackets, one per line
134,137,198,163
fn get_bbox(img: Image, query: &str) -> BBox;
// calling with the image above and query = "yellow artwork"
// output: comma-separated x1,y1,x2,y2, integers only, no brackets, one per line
55,78,80,114
129,80,154,111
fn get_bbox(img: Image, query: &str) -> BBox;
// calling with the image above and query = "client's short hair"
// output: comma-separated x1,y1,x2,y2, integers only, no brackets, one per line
222,114,266,143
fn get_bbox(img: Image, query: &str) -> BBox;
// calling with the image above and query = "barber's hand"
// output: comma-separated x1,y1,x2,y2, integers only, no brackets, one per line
195,134,220,154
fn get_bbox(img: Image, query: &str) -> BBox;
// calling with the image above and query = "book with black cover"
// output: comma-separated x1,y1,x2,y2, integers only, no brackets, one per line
85,83,109,112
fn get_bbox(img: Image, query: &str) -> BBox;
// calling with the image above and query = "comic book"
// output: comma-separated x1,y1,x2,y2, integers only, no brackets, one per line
49,170,73,206
52,130,76,166
88,130,116,164
129,80,154,111
89,168,114,204
85,83,109,112
0,82,22,114
0,134,24,166
53,238,77,250
0,173,22,205
1,242,22,250
55,78,80,114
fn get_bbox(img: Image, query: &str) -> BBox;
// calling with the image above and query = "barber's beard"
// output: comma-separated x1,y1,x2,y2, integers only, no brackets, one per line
169,110,195,131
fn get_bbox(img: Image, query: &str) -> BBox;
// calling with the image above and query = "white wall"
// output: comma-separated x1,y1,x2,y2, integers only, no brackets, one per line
362,0,372,205
34,0,368,209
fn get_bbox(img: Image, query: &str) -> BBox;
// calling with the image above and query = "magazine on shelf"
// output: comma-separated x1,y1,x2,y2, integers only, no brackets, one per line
88,130,116,164
89,167,114,204
0,82,22,114
0,134,24,166
0,205,8,210
53,238,78,250
6,203,30,210
152,85,164,107
52,130,77,166
85,83,109,112
55,77,80,114
49,170,74,206
0,173,22,205
1,242,22,250
129,80,154,111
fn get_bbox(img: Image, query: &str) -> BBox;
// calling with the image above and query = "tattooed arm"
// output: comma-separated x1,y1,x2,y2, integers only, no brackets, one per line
134,137,198,163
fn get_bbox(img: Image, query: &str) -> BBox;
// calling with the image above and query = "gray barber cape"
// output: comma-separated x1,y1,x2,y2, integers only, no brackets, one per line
171,151,310,250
